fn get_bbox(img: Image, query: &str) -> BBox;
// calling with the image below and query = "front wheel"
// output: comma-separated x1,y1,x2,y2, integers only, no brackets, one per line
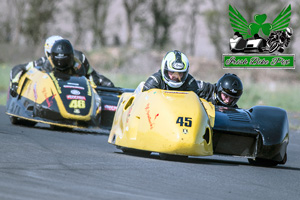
159,153,188,161
10,116,37,127
10,116,20,125
119,147,151,157
50,125,73,132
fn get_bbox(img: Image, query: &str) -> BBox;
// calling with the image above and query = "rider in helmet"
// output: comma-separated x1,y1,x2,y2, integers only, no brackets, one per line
215,73,243,107
44,35,64,58
9,35,63,96
143,50,199,94
197,73,243,107
10,35,114,97
49,39,77,74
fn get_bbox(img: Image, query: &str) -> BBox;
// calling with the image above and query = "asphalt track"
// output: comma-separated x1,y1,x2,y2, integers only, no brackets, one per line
0,105,300,200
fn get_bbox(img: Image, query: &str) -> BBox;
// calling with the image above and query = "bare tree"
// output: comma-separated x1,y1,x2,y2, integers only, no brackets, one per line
10,0,27,45
186,0,203,55
149,0,186,48
68,0,86,46
87,0,110,48
23,0,58,45
151,0,170,48
123,0,145,46
203,0,225,58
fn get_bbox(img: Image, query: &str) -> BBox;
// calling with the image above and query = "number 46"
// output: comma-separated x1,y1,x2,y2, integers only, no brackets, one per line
69,100,86,109
176,117,192,127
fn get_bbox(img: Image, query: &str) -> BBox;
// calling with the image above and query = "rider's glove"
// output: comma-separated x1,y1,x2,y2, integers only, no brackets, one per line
10,82,18,97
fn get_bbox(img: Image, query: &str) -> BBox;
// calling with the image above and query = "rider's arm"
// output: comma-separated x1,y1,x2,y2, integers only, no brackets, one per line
143,72,161,92
10,62,35,83
74,49,114,87
89,71,115,87
197,81,216,101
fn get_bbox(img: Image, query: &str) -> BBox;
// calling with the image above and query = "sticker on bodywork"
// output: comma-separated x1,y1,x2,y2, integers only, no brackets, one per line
64,85,85,90
66,95,86,100
164,91,188,94
145,103,159,130
104,105,117,111
176,117,192,127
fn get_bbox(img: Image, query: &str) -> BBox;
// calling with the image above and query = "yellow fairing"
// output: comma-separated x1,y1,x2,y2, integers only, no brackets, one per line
108,85,215,156
17,68,92,121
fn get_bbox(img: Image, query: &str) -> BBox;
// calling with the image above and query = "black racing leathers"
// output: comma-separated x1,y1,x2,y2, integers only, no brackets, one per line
196,80,216,103
10,50,114,87
73,50,114,87
142,71,238,107
143,70,199,94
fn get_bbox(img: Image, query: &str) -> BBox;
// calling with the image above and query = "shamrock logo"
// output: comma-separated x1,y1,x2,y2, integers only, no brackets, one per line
249,14,272,36
229,4,291,39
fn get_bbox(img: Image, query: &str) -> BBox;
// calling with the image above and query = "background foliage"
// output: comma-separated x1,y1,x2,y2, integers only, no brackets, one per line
0,0,299,111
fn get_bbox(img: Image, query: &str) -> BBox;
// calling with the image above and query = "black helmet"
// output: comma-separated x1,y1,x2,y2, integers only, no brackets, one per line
50,39,74,71
216,73,243,107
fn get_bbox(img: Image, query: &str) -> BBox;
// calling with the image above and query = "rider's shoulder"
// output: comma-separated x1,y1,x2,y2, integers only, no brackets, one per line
34,56,47,67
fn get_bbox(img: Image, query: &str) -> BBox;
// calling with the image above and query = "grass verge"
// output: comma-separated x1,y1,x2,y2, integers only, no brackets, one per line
0,64,299,112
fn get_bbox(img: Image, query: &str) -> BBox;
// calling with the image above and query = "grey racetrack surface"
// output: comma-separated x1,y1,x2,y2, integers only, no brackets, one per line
1,106,300,200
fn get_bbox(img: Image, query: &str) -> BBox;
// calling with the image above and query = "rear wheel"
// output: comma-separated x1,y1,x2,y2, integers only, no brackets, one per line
248,158,279,167
279,153,287,164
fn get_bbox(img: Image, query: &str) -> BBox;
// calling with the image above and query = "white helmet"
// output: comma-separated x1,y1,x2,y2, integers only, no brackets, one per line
161,50,189,88
44,35,63,57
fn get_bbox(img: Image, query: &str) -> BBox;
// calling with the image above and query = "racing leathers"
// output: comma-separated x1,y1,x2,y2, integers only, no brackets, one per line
10,50,114,96
143,70,199,94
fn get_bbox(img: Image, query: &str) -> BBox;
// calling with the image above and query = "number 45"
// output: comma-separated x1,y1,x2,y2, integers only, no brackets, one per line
176,117,192,127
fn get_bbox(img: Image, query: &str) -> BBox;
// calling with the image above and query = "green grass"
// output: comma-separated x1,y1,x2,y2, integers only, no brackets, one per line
0,64,299,112
0,64,10,106
104,72,148,89
0,64,10,91
238,83,300,111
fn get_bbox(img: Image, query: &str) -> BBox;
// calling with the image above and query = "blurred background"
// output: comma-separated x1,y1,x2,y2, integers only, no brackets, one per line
0,0,299,111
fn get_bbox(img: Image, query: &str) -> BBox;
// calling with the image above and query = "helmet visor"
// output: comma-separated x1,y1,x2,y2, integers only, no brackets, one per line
163,68,188,88
221,91,237,105
167,71,183,82
52,53,73,71
218,91,241,106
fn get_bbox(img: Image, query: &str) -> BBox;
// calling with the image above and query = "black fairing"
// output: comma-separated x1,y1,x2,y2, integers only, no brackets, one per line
96,86,135,129
6,71,101,128
52,72,92,116
213,105,289,162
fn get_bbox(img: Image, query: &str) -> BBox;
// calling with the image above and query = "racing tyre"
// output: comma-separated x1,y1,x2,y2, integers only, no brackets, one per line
119,147,151,157
248,158,279,167
22,120,37,127
50,125,73,132
279,153,287,164
10,116,20,125
159,153,188,161
10,116,37,127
